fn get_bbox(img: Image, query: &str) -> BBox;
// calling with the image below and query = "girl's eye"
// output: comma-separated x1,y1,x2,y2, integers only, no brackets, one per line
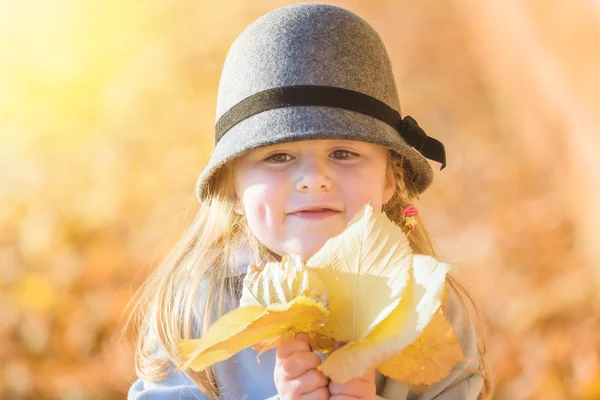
267,153,294,163
331,150,357,159
265,150,357,162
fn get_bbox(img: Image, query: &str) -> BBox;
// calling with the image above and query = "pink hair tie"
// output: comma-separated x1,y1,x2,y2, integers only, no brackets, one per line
401,204,419,233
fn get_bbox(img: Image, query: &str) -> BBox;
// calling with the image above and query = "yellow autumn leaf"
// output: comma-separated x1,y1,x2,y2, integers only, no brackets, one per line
308,332,338,354
377,308,467,386
306,204,455,383
240,254,329,309
178,254,329,371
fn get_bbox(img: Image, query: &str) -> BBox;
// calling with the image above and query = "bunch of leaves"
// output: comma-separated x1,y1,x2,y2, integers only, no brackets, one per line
178,254,330,371
178,204,466,386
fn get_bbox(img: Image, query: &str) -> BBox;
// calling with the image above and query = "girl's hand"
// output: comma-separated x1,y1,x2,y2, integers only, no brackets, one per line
328,370,377,400
274,333,330,399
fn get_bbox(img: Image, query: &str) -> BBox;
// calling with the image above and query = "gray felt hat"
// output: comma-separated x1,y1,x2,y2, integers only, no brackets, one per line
195,2,446,202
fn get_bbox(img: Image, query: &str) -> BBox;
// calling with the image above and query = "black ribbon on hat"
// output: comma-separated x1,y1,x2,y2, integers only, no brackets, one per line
215,85,446,170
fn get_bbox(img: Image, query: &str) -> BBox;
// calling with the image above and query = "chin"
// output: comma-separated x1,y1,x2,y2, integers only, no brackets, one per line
286,242,327,263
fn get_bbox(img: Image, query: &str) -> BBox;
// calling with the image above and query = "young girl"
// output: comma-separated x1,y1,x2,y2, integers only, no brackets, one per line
126,3,492,399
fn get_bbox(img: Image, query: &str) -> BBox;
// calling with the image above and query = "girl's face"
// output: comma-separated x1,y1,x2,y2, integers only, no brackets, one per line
232,139,396,262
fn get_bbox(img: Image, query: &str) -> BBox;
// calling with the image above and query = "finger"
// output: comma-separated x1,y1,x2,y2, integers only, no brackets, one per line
329,378,375,396
329,379,362,396
359,369,376,382
329,396,361,400
280,351,322,380
296,369,329,394
276,336,311,360
301,386,330,400
295,332,311,347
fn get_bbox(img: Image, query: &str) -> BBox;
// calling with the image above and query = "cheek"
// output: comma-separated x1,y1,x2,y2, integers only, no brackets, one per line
236,169,283,206
240,181,287,226
240,189,270,239
341,167,389,209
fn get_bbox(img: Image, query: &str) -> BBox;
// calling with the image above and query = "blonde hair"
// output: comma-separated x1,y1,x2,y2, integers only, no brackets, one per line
385,151,494,399
123,149,494,399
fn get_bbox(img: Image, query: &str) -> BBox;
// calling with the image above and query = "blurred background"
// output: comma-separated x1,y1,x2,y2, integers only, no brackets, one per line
1,0,599,399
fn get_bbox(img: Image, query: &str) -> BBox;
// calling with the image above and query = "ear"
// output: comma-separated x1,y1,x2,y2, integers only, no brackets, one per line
382,164,397,205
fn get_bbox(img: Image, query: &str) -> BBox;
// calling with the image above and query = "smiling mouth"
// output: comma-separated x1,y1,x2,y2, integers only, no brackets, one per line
289,209,341,220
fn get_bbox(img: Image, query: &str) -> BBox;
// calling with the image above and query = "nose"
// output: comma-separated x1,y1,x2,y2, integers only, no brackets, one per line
295,158,332,192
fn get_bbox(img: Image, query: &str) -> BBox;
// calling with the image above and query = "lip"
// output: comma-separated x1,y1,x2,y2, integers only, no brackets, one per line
289,209,341,220
288,204,342,214
288,204,343,220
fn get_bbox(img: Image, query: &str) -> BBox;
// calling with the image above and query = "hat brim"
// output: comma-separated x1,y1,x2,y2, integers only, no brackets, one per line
195,106,434,202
